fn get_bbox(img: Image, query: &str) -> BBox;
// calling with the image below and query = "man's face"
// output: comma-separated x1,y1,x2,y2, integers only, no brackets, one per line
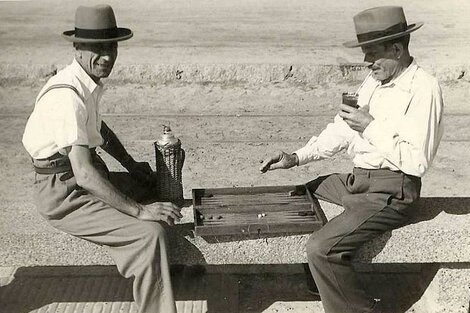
361,43,400,83
75,42,118,81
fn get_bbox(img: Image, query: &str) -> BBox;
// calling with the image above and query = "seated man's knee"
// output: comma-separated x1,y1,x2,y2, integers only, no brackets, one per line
306,235,329,261
140,221,167,244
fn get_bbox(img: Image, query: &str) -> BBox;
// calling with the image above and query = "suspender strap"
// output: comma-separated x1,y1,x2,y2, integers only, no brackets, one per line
36,84,84,104
32,84,84,174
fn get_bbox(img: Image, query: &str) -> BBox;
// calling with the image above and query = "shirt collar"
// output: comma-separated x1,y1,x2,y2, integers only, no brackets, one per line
71,59,103,94
377,58,418,92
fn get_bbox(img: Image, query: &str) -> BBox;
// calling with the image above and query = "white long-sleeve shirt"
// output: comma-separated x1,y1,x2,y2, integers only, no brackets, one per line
294,59,444,177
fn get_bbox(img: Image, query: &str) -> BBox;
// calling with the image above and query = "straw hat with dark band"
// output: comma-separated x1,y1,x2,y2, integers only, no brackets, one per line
62,4,133,43
343,6,423,48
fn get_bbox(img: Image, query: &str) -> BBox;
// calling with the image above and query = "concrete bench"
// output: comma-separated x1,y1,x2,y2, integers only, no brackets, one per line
2,197,470,312
5,197,469,264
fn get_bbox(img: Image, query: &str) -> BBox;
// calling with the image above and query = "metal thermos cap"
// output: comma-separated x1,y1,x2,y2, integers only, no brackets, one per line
157,125,179,146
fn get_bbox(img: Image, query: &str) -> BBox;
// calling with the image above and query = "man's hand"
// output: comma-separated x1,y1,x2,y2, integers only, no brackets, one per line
125,159,155,186
259,151,299,173
339,104,374,133
137,202,182,226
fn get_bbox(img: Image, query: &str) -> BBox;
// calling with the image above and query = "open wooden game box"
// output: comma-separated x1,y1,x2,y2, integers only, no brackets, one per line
192,185,327,237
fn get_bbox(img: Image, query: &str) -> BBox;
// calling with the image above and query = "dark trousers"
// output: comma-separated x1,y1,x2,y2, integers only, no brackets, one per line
306,168,421,313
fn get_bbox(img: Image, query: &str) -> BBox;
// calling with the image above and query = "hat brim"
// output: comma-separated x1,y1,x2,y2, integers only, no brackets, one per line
62,28,133,43
343,22,423,48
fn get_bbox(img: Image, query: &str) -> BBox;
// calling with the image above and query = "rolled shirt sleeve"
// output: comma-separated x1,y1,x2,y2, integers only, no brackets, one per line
294,114,356,166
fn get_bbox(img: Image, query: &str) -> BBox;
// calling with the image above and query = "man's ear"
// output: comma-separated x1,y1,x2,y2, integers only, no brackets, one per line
74,43,82,59
392,42,404,59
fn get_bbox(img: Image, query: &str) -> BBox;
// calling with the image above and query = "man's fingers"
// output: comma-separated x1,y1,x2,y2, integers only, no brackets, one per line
158,202,183,218
260,152,284,173
259,158,275,173
160,215,175,226
161,201,182,211
268,162,284,171
338,110,351,120
145,209,179,225
339,104,357,113
167,210,182,221
157,210,180,224
160,207,183,219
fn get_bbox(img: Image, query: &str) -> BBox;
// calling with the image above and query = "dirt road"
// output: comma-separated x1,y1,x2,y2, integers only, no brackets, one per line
1,0,469,66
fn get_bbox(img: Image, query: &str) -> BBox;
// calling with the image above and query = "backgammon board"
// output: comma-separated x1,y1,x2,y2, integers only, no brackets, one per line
192,185,327,236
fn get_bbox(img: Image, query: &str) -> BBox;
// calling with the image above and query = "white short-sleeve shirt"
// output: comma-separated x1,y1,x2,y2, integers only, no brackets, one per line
23,59,105,159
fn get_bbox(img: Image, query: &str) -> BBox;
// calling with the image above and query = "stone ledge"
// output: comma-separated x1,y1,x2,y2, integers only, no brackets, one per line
2,197,469,267
410,265,470,313
1,63,470,87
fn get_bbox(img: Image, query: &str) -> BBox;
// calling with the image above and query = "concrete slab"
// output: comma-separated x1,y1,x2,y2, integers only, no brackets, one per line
0,264,436,313
409,265,470,313
0,265,239,313
1,195,469,267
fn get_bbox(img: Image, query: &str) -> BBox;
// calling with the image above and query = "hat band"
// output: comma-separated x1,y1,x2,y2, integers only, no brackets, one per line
75,27,119,39
356,22,407,43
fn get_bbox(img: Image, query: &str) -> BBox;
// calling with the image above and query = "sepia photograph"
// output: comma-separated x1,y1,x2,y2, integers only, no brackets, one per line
0,0,469,312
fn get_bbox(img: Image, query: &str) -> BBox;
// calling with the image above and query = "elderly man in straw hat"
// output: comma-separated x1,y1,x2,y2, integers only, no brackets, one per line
22,4,181,313
260,6,444,313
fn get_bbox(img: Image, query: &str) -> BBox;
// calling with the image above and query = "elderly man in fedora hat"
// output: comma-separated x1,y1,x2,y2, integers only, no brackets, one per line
22,4,180,313
260,6,444,313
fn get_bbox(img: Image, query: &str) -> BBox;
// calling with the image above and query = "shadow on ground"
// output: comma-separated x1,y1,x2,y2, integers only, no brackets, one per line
0,264,440,313
0,265,236,313
412,197,470,222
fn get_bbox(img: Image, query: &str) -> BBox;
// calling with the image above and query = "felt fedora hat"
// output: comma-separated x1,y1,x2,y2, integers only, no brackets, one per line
62,4,133,43
343,6,423,48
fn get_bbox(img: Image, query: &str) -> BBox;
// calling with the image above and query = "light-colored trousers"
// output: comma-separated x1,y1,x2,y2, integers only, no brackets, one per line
33,155,176,313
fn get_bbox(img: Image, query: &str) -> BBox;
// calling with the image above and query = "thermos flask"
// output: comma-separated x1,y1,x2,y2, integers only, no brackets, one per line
154,125,185,206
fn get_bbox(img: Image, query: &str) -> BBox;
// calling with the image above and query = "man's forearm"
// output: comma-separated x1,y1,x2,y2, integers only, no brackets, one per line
79,164,141,216
68,144,142,217
100,121,135,168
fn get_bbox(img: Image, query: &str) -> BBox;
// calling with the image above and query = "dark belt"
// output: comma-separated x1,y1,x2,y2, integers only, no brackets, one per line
353,167,421,180
32,153,72,175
